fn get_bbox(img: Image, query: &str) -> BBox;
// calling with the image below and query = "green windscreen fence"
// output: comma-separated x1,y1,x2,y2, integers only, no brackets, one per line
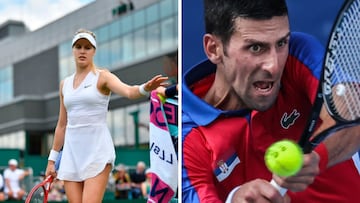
0,148,161,202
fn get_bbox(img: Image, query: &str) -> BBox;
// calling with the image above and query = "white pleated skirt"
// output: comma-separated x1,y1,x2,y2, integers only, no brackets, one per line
57,124,115,181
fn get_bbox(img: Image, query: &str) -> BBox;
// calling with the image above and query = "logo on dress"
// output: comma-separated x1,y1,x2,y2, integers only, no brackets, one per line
84,84,92,88
281,109,300,129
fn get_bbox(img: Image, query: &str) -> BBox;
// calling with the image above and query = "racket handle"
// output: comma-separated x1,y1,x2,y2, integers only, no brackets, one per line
270,179,287,196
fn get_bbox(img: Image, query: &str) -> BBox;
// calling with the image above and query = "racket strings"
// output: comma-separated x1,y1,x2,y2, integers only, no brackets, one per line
29,187,45,203
327,0,360,121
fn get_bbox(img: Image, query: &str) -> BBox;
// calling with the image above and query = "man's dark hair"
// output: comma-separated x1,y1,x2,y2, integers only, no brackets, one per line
204,0,288,48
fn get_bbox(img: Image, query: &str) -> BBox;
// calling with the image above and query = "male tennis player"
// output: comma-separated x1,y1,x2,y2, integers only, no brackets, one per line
182,0,360,202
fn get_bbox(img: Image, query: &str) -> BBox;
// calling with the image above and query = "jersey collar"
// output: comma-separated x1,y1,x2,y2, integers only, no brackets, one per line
183,59,251,126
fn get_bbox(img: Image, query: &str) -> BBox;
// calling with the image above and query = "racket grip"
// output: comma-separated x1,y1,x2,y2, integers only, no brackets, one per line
270,179,287,196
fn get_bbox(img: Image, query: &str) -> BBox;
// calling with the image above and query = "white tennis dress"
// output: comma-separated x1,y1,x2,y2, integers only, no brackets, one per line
58,70,115,181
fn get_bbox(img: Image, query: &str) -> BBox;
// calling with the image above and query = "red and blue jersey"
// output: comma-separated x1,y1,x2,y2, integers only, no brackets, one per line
182,32,360,202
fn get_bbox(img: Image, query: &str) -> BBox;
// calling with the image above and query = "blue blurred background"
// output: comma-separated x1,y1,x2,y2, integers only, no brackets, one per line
182,0,344,73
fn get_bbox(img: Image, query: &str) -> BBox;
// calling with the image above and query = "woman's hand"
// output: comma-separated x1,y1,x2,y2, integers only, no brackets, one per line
144,75,168,91
45,161,58,178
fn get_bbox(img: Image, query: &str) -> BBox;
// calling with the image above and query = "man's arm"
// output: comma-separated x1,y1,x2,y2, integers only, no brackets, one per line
318,105,360,167
19,169,32,180
182,129,223,203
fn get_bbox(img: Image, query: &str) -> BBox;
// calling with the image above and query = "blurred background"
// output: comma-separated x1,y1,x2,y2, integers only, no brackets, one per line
182,0,344,73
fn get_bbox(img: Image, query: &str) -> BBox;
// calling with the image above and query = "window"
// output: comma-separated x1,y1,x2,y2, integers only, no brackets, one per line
122,33,134,64
160,0,174,19
121,15,133,34
59,55,75,80
110,38,123,68
96,26,109,44
134,28,146,60
59,41,72,58
109,19,121,39
107,102,150,146
0,66,13,104
146,3,159,24
134,10,145,30
161,17,176,50
58,41,75,80
96,41,111,68
0,131,25,149
147,23,160,55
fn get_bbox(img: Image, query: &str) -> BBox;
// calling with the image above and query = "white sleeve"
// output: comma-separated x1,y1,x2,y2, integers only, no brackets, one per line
15,169,24,178
3,169,9,179
225,186,241,203
0,175,3,189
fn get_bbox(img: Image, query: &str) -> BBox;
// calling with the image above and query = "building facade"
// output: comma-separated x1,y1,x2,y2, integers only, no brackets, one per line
0,0,178,164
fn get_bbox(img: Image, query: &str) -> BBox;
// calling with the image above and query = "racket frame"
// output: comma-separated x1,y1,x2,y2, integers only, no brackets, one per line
299,0,360,153
25,175,53,203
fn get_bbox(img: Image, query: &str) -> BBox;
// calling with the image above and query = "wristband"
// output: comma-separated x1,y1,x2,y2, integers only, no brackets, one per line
139,83,150,96
314,143,328,173
165,84,178,98
48,149,59,162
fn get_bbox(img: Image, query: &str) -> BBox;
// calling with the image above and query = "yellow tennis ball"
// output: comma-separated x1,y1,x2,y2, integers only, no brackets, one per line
265,139,303,177
157,93,166,104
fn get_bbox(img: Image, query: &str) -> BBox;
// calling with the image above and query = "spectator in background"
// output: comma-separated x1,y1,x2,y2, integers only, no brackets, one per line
141,169,152,199
130,161,146,199
3,159,31,200
0,173,5,201
114,164,131,200
48,180,66,201
31,171,46,188
163,51,178,85
33,171,66,201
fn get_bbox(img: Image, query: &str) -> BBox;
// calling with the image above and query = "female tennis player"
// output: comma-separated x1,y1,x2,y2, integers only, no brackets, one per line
45,28,167,203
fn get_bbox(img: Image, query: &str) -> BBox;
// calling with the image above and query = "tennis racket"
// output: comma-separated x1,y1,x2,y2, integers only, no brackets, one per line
25,175,53,203
271,0,360,195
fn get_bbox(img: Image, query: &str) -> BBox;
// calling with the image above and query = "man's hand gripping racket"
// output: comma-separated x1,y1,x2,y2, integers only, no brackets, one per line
270,0,360,195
